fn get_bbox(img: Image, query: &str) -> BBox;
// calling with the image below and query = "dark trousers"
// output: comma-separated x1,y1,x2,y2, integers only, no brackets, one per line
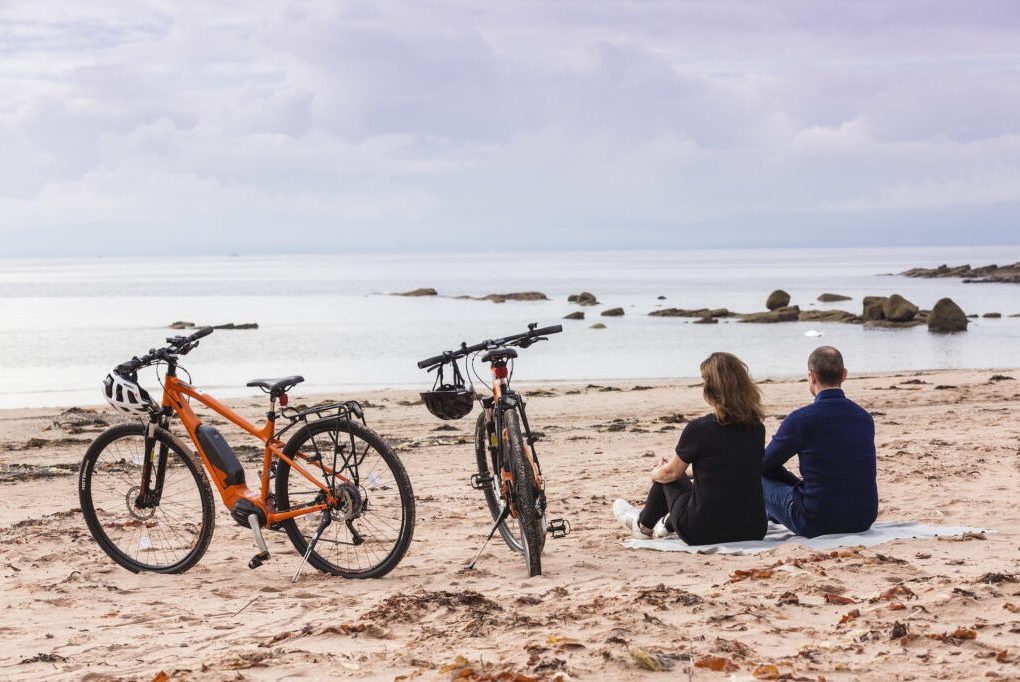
638,476,693,533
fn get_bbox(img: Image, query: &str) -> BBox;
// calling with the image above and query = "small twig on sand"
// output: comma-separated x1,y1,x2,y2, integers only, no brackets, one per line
231,594,261,617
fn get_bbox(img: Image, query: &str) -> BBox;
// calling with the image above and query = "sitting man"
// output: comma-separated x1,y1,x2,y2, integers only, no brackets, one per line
762,346,877,537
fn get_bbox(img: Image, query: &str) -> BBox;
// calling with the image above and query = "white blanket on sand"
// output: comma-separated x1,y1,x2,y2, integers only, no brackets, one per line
623,520,985,555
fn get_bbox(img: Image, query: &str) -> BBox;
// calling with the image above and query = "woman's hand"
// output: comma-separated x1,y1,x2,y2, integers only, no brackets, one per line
651,455,687,484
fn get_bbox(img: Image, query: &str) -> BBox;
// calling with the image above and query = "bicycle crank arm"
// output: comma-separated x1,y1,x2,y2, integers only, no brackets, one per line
291,510,332,583
547,518,571,539
247,513,271,569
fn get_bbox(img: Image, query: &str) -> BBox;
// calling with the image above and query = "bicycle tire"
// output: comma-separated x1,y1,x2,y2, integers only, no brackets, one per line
503,410,544,576
474,412,524,553
79,422,215,574
276,417,415,579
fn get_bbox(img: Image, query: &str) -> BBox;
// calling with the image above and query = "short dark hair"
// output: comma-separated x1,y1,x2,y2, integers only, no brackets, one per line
808,346,844,386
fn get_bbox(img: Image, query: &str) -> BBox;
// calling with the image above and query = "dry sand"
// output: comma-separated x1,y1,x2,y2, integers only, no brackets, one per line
1,368,1019,681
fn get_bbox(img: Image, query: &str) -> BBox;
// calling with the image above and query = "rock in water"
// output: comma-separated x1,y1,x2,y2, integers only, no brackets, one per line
563,311,585,320
693,317,718,324
168,321,195,329
601,307,624,317
590,322,607,329
983,312,1002,318
928,298,969,333
396,288,438,296
818,293,852,302
766,290,791,311
862,296,888,321
882,294,919,322
483,291,548,303
570,292,599,306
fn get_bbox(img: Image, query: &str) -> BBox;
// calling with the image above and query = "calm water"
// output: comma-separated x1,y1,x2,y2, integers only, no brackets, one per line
1,247,1018,408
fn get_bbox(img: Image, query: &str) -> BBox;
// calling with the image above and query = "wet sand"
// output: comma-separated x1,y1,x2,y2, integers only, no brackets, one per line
1,368,1019,680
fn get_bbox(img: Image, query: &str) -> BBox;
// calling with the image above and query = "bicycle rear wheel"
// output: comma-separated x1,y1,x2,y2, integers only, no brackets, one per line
503,410,545,576
474,412,524,553
275,417,415,579
79,423,215,573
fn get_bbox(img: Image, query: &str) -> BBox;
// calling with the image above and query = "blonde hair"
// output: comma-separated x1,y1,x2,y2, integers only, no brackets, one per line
699,352,765,427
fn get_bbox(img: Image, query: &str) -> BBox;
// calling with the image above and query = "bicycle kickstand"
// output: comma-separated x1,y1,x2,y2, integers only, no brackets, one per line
247,514,271,569
291,510,332,583
466,504,511,571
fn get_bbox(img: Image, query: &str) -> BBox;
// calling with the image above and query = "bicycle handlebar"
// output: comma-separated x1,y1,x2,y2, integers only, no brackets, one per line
115,326,214,375
416,323,563,369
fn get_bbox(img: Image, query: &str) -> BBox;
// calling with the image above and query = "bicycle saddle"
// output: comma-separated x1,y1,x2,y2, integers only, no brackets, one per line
481,348,518,363
246,375,305,395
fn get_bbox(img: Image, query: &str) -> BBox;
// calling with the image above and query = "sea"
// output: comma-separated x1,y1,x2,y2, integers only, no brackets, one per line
1,246,1018,409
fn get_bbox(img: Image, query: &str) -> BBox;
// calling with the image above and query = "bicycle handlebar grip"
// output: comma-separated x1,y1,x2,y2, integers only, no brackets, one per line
115,356,144,374
417,354,446,369
190,326,214,341
533,324,563,336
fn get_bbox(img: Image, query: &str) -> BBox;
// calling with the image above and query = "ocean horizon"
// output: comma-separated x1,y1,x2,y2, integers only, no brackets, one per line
1,245,1018,409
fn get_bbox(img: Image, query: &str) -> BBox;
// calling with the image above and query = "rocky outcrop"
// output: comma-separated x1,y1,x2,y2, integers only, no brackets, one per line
169,321,258,330
983,312,1002,318
864,319,924,330
862,296,888,321
739,309,800,323
568,292,599,306
766,290,791,311
563,311,585,320
396,288,438,296
882,294,919,322
799,310,862,324
903,262,1020,284
478,292,549,303
928,298,969,333
601,307,625,317
648,308,731,318
692,317,718,324
817,293,852,302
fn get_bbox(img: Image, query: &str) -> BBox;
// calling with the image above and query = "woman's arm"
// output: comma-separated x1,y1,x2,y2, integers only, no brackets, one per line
651,454,689,484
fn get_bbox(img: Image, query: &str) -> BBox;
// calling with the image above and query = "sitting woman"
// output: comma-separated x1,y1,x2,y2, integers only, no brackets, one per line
614,352,768,545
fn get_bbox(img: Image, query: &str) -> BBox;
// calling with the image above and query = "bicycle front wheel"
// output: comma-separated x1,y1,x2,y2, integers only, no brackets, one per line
504,410,545,576
79,423,215,573
276,417,415,579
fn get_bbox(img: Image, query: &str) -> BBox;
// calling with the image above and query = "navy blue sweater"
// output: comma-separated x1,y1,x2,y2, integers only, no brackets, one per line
763,388,878,533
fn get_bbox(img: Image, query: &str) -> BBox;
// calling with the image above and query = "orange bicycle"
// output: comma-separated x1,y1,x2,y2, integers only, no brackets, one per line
79,327,415,579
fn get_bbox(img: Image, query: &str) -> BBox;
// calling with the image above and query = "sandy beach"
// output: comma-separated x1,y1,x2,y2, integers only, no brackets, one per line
1,368,1019,681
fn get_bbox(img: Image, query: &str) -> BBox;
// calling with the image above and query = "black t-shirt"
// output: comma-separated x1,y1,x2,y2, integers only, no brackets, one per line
674,414,767,544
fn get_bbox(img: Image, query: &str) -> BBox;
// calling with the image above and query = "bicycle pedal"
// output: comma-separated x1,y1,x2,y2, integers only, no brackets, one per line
248,551,270,569
547,518,570,539
470,473,493,490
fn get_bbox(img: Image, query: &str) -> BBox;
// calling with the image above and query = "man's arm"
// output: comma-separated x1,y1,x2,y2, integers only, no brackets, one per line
762,413,803,484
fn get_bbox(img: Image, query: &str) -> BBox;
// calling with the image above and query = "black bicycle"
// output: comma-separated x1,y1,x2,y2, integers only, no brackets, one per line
417,323,569,577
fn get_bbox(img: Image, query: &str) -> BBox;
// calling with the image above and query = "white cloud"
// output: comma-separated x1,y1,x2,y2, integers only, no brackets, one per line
0,1,1018,254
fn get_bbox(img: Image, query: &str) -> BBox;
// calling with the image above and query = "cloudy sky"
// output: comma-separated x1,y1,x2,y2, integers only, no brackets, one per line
1,1,1018,256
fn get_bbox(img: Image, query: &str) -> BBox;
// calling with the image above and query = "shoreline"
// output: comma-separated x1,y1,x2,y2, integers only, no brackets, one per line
2,366,1019,679
3,366,1020,413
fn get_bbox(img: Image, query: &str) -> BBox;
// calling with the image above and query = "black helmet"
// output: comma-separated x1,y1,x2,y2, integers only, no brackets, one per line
421,385,475,420
421,357,474,420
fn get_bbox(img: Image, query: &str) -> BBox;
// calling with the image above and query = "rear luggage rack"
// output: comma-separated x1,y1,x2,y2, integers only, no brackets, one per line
280,400,367,425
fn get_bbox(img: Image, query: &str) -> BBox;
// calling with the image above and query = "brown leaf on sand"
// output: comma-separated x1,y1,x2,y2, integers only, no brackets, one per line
838,609,861,624
776,591,799,606
152,674,169,682
825,593,856,605
729,568,774,583
695,656,739,672
876,584,916,602
996,650,1011,663
929,628,978,642
546,634,585,651
752,663,781,680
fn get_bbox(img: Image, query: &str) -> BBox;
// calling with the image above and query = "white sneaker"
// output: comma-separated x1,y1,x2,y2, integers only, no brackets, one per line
652,515,673,539
613,499,649,538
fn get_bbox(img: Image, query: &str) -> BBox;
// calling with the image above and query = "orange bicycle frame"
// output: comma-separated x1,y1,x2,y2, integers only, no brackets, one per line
160,374,341,526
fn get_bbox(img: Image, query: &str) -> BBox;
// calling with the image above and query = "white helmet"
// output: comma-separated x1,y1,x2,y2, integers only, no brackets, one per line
103,373,157,415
